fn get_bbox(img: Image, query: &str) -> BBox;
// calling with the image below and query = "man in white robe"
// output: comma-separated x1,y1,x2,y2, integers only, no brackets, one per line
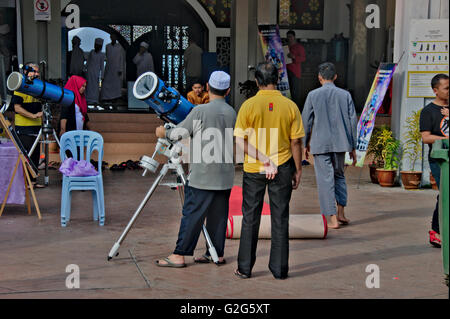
133,42,154,78
85,38,106,104
101,33,124,101
69,36,86,77
183,38,203,91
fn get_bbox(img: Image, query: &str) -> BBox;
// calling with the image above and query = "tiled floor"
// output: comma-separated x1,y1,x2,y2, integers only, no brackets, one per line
0,165,447,299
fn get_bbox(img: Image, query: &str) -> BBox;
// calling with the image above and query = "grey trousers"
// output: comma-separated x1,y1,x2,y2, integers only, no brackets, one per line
313,152,348,216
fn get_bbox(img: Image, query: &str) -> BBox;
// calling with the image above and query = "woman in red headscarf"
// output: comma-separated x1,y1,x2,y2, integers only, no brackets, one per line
60,75,89,137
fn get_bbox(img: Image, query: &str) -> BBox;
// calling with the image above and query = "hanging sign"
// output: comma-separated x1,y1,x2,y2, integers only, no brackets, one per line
34,0,51,21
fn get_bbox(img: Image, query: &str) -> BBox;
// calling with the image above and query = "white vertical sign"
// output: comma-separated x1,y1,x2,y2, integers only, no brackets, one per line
34,0,51,21
407,19,449,98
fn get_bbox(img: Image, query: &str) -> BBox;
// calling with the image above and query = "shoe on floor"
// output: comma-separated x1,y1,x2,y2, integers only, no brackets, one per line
429,230,441,248
234,269,250,279
194,254,226,265
155,257,186,268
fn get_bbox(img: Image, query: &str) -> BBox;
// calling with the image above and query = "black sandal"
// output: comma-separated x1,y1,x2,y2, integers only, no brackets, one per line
234,269,250,279
194,254,226,265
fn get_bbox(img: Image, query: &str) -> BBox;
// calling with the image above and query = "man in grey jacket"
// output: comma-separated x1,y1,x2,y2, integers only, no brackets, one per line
302,62,358,229
154,71,236,267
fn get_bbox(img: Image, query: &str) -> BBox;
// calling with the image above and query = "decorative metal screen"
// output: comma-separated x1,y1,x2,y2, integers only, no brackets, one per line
161,25,189,92
109,24,189,92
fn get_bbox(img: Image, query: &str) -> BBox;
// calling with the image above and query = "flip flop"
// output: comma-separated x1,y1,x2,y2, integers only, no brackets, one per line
338,219,350,225
194,254,226,265
234,269,250,279
29,183,46,189
155,257,186,268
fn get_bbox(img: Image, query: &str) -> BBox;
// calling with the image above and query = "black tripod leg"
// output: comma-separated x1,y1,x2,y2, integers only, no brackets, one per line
44,134,49,185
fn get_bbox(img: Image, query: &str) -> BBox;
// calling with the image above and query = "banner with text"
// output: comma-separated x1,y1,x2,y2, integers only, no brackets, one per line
346,63,397,167
258,24,290,98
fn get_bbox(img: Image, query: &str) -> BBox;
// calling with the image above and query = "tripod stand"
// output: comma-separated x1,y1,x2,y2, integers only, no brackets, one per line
29,102,60,186
107,138,220,264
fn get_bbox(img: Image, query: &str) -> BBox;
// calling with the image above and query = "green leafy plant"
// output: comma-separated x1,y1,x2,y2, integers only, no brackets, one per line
375,127,401,170
367,125,389,167
402,110,422,171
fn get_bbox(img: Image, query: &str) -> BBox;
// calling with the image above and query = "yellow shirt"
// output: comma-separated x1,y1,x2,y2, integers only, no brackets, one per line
234,90,305,173
13,92,42,127
187,91,210,105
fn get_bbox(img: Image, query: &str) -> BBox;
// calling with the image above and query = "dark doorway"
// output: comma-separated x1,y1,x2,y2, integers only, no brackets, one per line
67,0,208,93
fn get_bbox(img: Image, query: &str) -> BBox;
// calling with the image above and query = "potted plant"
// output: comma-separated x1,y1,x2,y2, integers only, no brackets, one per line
400,110,423,189
367,125,388,183
375,128,401,187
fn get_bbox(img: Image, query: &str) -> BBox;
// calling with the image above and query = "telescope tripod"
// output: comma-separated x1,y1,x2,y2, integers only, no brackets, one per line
107,158,220,264
29,102,60,186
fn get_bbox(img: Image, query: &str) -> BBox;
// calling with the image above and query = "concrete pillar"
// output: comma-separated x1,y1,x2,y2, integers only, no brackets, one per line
21,0,61,79
349,0,369,110
231,0,280,109
230,0,249,109
391,0,449,182
47,0,61,79
22,0,41,64
256,0,277,69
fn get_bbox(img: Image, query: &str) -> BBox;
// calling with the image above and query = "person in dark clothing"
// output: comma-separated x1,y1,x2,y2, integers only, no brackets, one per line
59,75,89,137
11,63,44,187
234,62,304,280
420,73,449,248
60,75,89,160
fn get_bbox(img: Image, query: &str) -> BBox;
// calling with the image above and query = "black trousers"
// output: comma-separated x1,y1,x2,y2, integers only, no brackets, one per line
429,159,440,233
174,183,231,257
287,70,302,112
237,158,295,278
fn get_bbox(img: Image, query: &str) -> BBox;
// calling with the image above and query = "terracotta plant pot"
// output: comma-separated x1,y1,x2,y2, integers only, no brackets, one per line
377,169,397,187
369,164,379,184
400,171,422,190
430,172,438,190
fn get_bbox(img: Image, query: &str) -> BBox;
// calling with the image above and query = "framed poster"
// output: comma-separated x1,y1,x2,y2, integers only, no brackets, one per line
407,19,449,98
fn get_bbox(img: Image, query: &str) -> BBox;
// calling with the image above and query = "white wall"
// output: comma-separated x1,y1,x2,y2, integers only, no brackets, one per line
392,0,449,183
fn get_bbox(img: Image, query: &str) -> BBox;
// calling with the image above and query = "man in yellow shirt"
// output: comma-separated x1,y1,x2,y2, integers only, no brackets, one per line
187,81,209,105
11,63,43,187
234,62,304,280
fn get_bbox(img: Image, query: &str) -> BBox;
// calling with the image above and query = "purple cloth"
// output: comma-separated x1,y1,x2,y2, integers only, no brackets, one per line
59,158,99,177
0,141,25,205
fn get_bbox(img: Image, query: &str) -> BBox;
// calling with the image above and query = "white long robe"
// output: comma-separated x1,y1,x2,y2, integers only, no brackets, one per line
85,50,105,104
183,42,203,78
101,42,124,100
133,52,154,78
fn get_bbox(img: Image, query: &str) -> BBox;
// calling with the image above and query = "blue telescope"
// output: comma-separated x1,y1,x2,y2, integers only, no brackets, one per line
7,72,75,107
133,72,195,124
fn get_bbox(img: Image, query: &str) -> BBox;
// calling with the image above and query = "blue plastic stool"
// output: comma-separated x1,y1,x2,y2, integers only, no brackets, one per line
59,131,105,227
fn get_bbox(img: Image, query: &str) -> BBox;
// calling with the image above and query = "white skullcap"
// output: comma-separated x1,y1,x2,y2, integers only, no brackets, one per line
95,38,104,45
208,71,230,90
140,42,149,49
